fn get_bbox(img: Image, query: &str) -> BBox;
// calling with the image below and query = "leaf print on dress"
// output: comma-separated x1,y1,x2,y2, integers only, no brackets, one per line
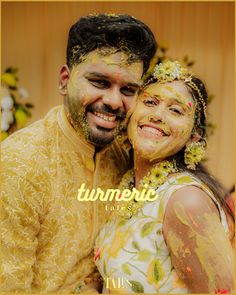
103,260,107,276
132,241,140,251
129,280,144,293
137,249,152,261
107,229,130,258
140,221,156,238
147,258,165,289
157,200,165,223
122,263,132,276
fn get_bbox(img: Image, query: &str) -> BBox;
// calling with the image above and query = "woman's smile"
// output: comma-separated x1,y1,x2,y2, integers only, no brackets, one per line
138,123,169,140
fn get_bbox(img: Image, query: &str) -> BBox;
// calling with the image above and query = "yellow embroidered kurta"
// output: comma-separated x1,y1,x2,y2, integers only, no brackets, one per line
1,105,129,293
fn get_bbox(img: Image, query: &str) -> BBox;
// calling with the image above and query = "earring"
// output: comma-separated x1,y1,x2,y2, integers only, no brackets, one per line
184,141,205,170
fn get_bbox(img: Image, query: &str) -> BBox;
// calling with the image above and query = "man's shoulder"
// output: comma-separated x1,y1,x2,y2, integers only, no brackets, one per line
1,105,62,163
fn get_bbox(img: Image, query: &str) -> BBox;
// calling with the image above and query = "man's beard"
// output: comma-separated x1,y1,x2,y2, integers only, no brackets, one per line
68,102,125,147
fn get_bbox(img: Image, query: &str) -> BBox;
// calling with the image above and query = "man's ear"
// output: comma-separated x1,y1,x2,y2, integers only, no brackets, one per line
59,65,70,96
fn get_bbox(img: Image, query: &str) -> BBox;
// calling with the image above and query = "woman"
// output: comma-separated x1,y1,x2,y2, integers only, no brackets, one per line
94,61,234,294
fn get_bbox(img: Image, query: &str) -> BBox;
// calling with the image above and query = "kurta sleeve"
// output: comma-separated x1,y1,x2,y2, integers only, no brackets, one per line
1,150,42,292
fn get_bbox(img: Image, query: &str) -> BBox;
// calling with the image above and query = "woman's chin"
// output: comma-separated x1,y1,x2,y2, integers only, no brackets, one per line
134,144,160,161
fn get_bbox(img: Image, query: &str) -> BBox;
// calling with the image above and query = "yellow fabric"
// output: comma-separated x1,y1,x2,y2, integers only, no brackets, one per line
0,105,129,293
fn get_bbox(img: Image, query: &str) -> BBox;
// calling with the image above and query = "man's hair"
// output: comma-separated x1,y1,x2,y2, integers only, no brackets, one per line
66,13,157,73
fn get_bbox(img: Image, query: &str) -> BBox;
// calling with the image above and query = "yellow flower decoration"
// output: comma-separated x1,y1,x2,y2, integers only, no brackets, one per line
1,73,17,87
139,160,177,191
117,160,178,218
153,60,190,83
184,141,205,170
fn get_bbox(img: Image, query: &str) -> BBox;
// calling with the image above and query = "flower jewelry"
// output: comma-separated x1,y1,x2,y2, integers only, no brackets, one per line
153,60,189,83
184,141,205,170
116,160,179,219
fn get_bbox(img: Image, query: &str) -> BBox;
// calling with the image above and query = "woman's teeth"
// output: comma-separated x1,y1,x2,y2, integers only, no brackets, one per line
141,126,165,136
94,111,116,122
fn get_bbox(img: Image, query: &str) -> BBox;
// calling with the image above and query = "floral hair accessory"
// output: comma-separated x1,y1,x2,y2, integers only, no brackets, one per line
152,60,190,83
184,141,206,170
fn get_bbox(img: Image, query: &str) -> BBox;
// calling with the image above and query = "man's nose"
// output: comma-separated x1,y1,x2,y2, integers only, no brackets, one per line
102,88,123,110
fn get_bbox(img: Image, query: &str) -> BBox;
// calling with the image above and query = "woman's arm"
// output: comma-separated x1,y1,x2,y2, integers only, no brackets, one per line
163,186,234,293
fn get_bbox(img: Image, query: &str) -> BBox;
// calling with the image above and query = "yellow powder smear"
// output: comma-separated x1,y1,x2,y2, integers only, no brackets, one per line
167,231,185,257
173,202,192,227
173,202,234,291
166,230,191,258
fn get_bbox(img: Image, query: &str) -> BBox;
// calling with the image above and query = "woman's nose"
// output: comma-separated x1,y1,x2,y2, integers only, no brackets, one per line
148,107,164,123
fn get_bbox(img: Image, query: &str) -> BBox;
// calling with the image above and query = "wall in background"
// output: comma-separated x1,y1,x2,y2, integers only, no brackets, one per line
2,2,234,189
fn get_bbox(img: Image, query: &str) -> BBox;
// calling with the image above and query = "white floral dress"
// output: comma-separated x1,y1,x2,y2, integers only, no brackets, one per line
95,172,229,294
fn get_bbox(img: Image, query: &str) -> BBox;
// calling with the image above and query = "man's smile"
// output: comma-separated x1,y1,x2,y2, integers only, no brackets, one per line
87,111,119,130
94,111,116,122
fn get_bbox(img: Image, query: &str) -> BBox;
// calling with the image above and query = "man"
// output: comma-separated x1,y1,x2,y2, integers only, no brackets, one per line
1,14,157,293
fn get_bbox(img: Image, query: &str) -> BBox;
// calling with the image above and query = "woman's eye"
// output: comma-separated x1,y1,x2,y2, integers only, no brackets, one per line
170,107,183,115
88,79,110,89
143,99,157,106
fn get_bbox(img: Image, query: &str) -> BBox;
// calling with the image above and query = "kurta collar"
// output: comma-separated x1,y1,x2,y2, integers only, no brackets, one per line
57,105,112,169
57,105,95,159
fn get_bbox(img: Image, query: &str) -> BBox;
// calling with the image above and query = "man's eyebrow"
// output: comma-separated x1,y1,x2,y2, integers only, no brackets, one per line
87,72,141,87
86,72,109,79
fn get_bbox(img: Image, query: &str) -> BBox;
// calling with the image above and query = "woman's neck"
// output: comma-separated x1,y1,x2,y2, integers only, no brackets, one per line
134,153,163,188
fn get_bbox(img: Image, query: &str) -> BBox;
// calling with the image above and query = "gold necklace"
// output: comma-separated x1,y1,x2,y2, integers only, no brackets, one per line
116,160,178,219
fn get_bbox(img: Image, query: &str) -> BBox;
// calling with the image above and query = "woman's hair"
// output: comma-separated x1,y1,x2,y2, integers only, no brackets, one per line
138,61,234,221
66,13,157,73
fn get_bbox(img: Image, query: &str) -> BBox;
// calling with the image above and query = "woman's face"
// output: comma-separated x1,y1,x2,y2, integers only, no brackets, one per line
127,81,196,161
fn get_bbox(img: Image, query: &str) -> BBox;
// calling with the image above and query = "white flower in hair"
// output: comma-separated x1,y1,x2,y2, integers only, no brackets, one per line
153,60,189,82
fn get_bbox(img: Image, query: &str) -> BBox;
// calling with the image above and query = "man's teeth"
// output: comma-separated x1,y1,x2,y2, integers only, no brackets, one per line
142,126,165,136
94,111,116,122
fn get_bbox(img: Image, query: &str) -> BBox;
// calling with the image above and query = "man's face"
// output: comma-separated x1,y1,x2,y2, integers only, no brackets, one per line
60,50,143,146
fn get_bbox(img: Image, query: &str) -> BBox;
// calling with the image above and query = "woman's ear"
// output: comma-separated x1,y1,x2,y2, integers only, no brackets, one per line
186,129,202,146
59,65,70,96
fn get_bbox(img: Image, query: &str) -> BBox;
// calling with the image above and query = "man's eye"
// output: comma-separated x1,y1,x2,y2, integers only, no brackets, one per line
121,86,137,96
143,99,157,106
88,79,110,89
170,107,183,115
